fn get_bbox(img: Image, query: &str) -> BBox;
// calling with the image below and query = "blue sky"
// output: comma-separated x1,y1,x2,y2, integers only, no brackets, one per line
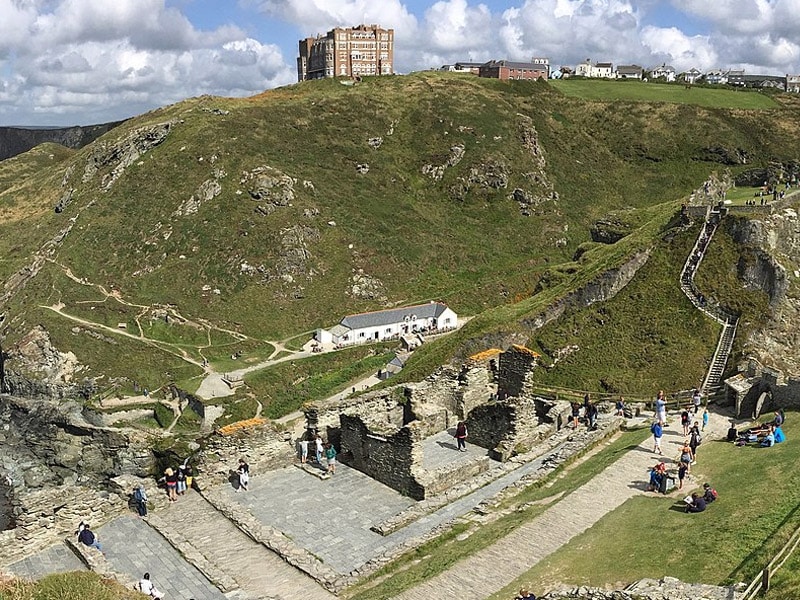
0,0,798,126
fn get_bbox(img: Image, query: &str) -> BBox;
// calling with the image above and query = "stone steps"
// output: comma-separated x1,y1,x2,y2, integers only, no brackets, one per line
146,491,335,600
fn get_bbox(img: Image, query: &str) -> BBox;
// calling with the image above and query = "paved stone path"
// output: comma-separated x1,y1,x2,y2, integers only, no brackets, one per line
148,491,335,599
6,541,86,580
421,429,491,470
393,412,730,600
97,515,226,600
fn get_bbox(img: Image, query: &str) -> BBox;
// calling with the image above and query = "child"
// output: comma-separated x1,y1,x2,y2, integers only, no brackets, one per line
702,408,709,431
678,462,688,490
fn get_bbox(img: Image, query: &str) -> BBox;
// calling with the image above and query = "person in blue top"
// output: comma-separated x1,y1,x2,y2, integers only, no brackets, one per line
651,421,663,454
774,425,786,443
760,429,776,447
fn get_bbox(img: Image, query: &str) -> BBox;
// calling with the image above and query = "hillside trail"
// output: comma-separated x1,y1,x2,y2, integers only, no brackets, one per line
393,408,734,600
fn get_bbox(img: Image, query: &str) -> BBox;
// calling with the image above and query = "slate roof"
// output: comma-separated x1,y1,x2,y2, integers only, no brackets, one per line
340,302,452,330
482,60,548,71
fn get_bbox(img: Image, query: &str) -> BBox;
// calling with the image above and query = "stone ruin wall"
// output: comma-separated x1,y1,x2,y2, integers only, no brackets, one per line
339,414,425,500
193,422,295,488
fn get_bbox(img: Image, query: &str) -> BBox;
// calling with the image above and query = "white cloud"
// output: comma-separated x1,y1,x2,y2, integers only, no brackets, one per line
0,0,296,125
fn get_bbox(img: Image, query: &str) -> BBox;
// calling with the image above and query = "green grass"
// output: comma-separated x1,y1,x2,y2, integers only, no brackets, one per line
213,396,259,427
245,345,396,418
489,413,800,598
344,427,649,600
550,79,779,109
0,571,143,600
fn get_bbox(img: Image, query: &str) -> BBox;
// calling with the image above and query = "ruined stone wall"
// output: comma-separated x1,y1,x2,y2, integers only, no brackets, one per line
497,345,538,398
194,422,294,487
339,414,425,500
457,359,496,418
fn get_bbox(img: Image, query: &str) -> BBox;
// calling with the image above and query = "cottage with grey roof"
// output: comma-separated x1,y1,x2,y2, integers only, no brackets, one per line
315,302,457,347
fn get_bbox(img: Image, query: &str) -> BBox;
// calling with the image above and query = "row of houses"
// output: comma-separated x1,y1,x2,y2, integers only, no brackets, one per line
556,59,800,91
440,56,800,91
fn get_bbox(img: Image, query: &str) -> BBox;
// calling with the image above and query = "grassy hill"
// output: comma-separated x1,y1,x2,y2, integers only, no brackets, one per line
2,72,800,406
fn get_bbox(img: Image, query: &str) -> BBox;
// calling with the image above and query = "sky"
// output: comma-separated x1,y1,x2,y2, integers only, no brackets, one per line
1,0,800,126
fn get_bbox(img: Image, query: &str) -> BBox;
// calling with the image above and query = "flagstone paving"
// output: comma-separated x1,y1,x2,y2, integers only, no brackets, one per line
6,541,86,580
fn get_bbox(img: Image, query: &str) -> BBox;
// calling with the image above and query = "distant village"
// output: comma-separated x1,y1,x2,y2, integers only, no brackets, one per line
297,23,800,93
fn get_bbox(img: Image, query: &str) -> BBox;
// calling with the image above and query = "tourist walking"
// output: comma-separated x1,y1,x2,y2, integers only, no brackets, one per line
299,437,309,464
679,440,694,473
325,443,337,475
692,388,702,414
163,468,178,502
586,401,598,430
315,434,324,464
571,402,581,428
237,458,249,491
689,422,702,461
651,420,663,455
680,408,691,437
655,390,667,424
702,408,709,431
615,396,626,417
138,572,165,598
454,421,468,452
133,485,148,517
176,465,187,496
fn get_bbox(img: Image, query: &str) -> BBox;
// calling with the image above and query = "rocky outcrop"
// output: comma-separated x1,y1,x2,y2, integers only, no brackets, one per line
543,577,738,600
421,144,465,181
174,178,222,216
591,214,635,244
242,165,295,209
0,122,123,162
81,121,174,190
348,269,387,302
724,209,800,374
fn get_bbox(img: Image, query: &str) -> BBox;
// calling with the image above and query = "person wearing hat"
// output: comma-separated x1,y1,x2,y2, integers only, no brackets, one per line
164,468,178,502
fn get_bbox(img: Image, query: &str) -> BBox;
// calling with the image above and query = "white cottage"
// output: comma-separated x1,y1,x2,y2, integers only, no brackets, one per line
316,302,457,347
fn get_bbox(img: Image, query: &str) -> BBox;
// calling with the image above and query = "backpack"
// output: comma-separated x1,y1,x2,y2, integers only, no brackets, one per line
650,423,658,434
693,431,702,445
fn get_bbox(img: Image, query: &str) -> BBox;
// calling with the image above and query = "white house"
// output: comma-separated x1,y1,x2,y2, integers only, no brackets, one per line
615,65,643,79
682,68,702,84
316,301,457,347
575,59,613,78
650,64,676,82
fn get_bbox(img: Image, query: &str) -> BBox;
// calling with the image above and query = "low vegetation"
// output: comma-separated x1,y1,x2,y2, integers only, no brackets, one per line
0,572,142,600
490,413,800,598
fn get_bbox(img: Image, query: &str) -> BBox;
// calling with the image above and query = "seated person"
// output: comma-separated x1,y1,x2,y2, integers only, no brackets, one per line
702,483,718,503
747,423,771,437
774,425,786,444
648,462,667,491
727,423,738,442
514,588,537,600
685,492,707,513
77,523,102,551
760,428,776,447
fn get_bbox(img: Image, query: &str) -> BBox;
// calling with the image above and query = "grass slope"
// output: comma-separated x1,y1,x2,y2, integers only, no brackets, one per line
2,72,800,400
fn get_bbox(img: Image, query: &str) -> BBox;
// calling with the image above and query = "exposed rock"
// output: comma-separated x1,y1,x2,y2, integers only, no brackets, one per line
242,166,295,208
82,121,174,190
348,269,388,302
54,189,74,213
174,179,222,216
368,137,383,149
0,121,122,162
591,213,636,244
697,145,750,165
14,326,83,384
421,144,465,181
356,163,370,174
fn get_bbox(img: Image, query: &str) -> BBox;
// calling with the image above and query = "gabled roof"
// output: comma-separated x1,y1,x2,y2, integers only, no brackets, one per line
482,60,548,71
595,62,613,68
454,62,483,68
616,65,643,74
340,302,452,330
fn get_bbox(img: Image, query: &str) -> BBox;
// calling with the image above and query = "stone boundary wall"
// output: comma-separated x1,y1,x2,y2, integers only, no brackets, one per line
371,417,619,536
542,577,739,600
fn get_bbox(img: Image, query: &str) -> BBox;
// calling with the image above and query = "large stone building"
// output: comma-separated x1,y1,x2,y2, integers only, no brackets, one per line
478,59,549,81
297,24,394,81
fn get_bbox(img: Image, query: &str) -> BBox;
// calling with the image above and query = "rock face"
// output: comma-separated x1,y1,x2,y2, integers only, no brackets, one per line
726,209,800,374
81,121,174,190
0,122,123,162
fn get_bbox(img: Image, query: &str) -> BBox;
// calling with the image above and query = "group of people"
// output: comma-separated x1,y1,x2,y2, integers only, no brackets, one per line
570,394,599,430
731,410,786,447
298,433,338,474
160,463,193,502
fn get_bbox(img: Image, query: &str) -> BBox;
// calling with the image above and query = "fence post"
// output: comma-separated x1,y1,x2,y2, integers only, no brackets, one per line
762,567,770,593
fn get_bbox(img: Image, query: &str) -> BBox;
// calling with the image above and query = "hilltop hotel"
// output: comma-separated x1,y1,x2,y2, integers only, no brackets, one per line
297,24,394,81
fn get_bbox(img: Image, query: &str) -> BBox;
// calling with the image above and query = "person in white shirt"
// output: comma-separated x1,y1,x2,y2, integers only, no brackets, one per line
138,572,165,598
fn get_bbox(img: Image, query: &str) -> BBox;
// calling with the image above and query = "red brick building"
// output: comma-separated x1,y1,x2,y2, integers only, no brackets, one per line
478,60,549,81
298,24,394,81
